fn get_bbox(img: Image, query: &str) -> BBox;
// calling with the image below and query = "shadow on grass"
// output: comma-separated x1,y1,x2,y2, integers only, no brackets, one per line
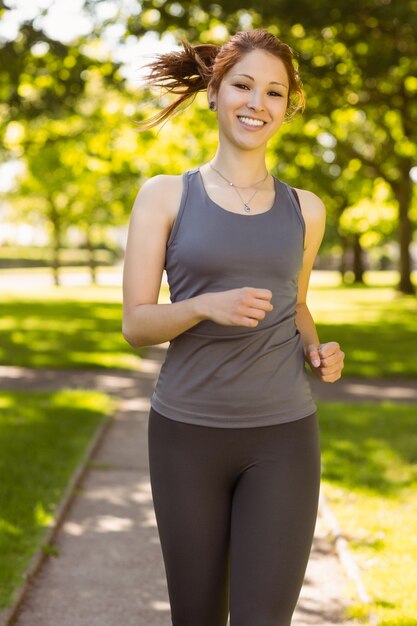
317,322,417,378
318,402,417,497
0,300,142,369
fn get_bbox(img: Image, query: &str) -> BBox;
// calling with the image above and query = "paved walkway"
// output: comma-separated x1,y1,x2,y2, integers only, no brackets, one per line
3,347,415,625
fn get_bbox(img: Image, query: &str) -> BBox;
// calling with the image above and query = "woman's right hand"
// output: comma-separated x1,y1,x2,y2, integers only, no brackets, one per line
196,287,273,327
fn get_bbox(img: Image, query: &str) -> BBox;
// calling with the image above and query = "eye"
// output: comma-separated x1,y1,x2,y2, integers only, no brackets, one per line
269,91,284,97
233,83,250,90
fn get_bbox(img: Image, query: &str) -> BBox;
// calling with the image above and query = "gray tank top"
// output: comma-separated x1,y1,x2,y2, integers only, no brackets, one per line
151,168,317,428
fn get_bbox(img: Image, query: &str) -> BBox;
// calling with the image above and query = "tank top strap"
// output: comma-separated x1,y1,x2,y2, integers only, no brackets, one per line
275,178,307,250
166,169,197,249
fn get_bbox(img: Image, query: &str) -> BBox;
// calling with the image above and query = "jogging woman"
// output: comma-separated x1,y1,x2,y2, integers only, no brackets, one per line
123,28,345,626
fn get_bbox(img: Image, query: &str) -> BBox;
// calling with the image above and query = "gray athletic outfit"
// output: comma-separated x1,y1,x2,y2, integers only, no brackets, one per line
147,168,321,625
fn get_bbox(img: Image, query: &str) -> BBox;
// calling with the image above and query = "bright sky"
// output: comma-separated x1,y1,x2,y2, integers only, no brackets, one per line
0,0,179,84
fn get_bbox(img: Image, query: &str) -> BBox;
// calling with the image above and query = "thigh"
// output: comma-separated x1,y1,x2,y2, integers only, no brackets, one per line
148,408,231,626
229,413,321,626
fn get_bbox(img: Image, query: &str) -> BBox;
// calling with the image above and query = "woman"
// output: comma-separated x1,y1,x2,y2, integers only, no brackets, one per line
123,28,344,626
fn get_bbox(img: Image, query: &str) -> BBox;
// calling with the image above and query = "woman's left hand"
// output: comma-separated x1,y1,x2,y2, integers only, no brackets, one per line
306,341,345,382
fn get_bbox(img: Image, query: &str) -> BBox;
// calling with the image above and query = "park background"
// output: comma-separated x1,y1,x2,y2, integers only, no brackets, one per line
0,0,416,625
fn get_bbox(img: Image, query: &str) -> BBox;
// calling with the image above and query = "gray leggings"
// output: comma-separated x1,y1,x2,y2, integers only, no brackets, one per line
148,408,321,626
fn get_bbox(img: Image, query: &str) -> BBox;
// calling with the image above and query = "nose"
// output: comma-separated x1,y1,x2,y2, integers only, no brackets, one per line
247,90,265,111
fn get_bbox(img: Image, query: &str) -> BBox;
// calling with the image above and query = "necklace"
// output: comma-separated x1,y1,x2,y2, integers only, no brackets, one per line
209,162,269,212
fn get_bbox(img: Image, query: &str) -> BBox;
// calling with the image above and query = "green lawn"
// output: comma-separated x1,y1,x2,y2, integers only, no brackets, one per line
1,270,416,376
0,389,114,610
319,402,417,626
308,272,417,378
0,286,142,369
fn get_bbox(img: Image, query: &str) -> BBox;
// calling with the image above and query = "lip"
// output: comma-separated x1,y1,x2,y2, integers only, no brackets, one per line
237,115,267,130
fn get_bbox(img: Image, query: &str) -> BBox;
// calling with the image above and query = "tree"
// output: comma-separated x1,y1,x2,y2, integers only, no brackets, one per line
3,70,141,285
0,7,134,283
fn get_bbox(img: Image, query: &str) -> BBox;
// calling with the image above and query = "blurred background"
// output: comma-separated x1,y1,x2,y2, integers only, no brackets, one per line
1,2,417,625
0,0,416,290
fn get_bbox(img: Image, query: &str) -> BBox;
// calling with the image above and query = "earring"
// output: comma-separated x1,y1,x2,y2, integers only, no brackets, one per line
209,101,217,111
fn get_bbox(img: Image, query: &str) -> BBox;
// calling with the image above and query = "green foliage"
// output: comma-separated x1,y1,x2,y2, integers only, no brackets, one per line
0,10,138,284
0,389,114,610
134,91,218,178
2,69,142,284
0,18,124,120
319,402,417,624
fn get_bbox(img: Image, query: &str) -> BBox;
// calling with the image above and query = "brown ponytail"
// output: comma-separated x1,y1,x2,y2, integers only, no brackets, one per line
136,41,220,130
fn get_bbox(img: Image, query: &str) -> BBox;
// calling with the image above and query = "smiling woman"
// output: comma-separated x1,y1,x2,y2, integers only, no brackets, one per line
123,28,345,626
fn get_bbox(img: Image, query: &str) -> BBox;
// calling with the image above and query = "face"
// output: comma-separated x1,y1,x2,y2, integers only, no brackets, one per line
209,49,290,151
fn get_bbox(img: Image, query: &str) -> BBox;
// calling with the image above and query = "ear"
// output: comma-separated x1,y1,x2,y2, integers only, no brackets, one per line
207,83,217,109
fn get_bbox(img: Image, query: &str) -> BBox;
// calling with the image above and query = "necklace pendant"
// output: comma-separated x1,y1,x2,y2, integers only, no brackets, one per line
244,204,251,212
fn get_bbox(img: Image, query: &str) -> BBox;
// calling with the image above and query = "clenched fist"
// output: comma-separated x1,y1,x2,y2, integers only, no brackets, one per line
306,341,345,382
197,287,273,327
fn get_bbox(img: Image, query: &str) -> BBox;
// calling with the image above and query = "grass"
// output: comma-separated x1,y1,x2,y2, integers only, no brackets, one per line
319,402,417,626
307,272,417,378
0,389,115,611
0,285,142,370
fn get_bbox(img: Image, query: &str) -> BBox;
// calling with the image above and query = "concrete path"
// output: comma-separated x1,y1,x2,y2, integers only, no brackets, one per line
3,346,410,625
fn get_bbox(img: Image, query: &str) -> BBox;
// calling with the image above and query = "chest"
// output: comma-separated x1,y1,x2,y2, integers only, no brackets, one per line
167,204,304,282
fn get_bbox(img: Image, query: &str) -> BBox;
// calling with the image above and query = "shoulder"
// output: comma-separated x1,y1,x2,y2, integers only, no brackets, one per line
139,173,184,196
293,187,326,225
135,173,184,211
131,173,185,226
292,187,326,249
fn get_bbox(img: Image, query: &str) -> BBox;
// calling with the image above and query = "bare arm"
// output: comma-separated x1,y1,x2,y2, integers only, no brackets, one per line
122,176,274,349
294,189,325,353
295,188,345,382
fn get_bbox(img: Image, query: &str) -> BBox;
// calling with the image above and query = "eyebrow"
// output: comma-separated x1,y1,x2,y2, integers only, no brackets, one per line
232,73,289,89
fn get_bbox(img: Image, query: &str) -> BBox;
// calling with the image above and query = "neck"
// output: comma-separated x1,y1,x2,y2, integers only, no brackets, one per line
210,143,268,187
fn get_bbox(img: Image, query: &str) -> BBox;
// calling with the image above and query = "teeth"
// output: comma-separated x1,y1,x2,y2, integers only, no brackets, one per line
238,116,265,127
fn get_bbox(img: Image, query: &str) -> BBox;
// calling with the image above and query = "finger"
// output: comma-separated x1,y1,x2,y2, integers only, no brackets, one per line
319,364,344,378
249,288,273,301
320,370,341,380
321,372,342,383
318,341,340,357
241,316,259,327
319,351,345,368
246,307,268,321
252,297,274,311
307,344,321,368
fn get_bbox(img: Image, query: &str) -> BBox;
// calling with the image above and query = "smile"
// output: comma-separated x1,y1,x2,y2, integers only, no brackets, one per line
237,116,266,128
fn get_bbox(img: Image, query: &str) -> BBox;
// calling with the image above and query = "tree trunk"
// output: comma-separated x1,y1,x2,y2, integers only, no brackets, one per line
339,235,348,280
86,226,97,285
353,234,365,283
49,201,61,287
393,176,415,295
